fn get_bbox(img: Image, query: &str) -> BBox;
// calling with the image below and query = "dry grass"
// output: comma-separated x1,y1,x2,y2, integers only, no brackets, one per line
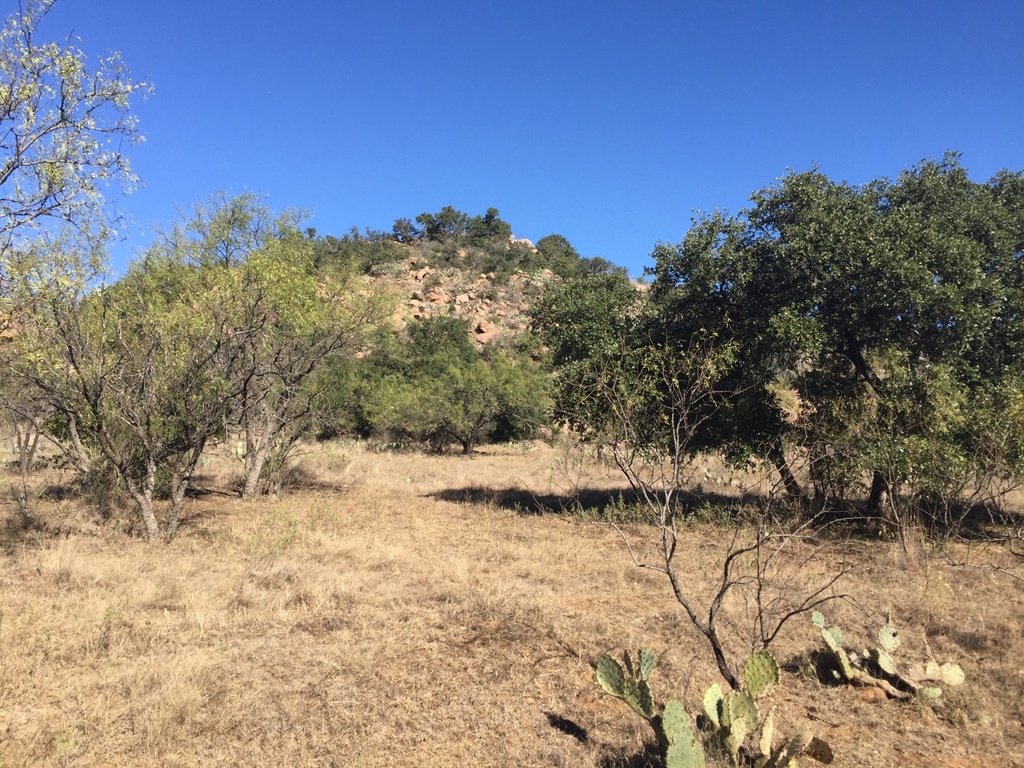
0,440,1022,767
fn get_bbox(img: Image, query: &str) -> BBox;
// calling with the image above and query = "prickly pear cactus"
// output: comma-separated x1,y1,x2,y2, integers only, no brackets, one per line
596,651,655,721
906,660,966,701
596,653,627,697
877,615,900,654
757,706,776,761
703,682,723,728
811,611,965,703
764,729,815,768
596,646,831,767
815,615,855,683
637,647,656,680
744,651,781,698
663,698,706,768
722,690,760,734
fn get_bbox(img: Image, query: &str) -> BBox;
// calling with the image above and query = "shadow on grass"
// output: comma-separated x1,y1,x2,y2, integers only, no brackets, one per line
596,742,662,768
539,712,662,768
430,485,766,518
544,712,588,743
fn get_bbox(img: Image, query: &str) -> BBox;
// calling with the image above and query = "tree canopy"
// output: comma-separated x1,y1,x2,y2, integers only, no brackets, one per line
0,0,149,250
539,154,1024,532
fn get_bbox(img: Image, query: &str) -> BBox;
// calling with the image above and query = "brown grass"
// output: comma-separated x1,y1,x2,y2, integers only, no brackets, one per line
1,440,1022,767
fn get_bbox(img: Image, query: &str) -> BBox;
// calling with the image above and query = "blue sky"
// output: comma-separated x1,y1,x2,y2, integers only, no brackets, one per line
39,0,1024,276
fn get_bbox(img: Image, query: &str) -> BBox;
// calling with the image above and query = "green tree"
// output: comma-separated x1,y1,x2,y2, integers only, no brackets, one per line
13,246,235,541
0,0,149,251
468,207,512,244
153,194,388,498
536,234,581,277
391,217,420,243
357,317,548,453
416,206,470,241
650,154,1024,530
531,270,648,436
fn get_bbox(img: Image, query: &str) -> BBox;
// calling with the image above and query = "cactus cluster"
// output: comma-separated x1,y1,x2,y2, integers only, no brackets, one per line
596,649,658,722
596,650,705,767
811,611,965,702
596,648,832,768
700,651,829,767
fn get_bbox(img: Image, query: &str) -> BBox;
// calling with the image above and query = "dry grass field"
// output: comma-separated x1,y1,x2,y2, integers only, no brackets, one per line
1,439,1022,767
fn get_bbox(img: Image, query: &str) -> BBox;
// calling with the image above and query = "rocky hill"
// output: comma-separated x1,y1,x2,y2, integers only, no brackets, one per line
365,249,564,347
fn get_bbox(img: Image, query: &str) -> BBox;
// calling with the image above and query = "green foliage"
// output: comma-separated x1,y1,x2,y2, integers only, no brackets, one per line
531,270,647,436
699,651,781,764
596,650,656,721
534,267,742,478
596,648,830,767
535,234,626,279
8,193,385,534
743,651,781,699
643,153,1024,527
329,316,549,453
0,0,150,247
375,207,616,283
11,239,237,539
313,226,406,275
663,699,706,768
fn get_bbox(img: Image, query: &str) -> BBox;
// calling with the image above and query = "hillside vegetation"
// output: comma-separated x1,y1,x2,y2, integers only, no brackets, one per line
2,4,1024,765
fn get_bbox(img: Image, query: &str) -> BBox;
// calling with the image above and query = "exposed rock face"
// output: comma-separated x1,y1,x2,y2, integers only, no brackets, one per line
506,235,538,252
375,256,555,346
472,318,498,345
424,287,449,304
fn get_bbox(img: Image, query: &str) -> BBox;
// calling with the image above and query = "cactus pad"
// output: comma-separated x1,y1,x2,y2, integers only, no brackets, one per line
819,628,855,682
811,611,826,629
938,662,965,686
663,699,705,768
725,716,749,763
638,648,657,681
597,654,626,698
596,653,654,720
722,690,759,734
868,647,897,676
703,682,723,727
822,625,844,650
744,650,781,698
758,706,776,758
878,623,900,654
770,729,814,768
636,679,655,719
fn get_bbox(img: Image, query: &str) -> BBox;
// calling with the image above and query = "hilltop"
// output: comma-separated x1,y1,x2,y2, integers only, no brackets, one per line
312,204,631,347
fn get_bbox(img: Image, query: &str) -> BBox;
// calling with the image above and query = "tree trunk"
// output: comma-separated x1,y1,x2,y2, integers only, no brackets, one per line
167,439,207,539
13,418,40,527
242,435,274,498
242,402,288,498
867,471,889,515
768,437,805,502
126,458,160,542
64,414,92,476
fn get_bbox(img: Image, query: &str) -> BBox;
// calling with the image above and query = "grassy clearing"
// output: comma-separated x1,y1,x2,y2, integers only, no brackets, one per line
1,440,1022,767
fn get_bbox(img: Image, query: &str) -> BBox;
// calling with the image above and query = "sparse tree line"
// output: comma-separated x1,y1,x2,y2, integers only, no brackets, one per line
534,153,1024,542
316,205,624,283
3,1,1024,547
1,191,561,540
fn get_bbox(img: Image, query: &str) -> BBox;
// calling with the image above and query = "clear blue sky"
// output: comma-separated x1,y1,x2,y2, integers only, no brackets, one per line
39,0,1024,276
